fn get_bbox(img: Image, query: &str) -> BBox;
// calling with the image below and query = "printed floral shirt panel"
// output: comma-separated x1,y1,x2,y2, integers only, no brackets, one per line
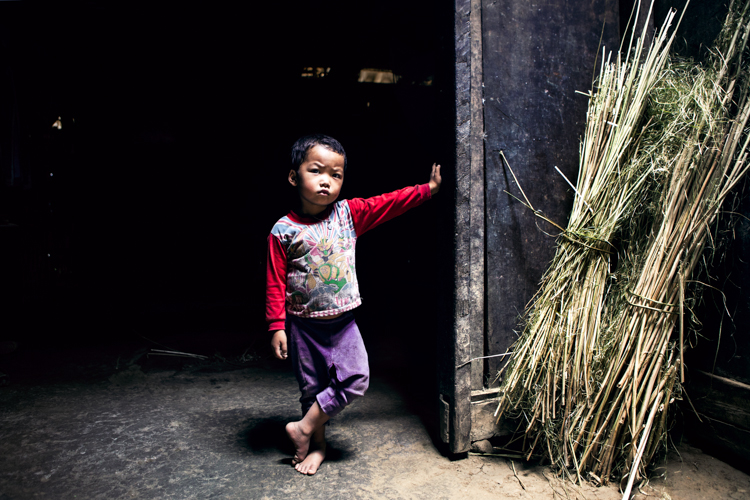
265,184,431,331
271,200,362,320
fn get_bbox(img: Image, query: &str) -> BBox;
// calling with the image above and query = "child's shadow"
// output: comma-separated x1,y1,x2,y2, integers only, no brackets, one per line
240,417,352,465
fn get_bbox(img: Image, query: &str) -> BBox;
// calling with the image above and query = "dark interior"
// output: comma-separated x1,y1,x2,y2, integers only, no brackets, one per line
0,2,455,385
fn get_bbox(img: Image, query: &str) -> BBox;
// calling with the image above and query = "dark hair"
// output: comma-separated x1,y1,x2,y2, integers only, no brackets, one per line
290,134,347,172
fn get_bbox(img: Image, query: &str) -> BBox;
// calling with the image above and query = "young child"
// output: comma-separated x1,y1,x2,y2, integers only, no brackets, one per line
266,134,441,475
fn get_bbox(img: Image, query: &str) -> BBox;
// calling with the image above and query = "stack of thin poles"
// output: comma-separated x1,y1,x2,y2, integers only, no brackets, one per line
495,1,750,496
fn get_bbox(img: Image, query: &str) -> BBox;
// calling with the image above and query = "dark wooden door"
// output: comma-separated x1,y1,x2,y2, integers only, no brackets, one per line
442,0,620,454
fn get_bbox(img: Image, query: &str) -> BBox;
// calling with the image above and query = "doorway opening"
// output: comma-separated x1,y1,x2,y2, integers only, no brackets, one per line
254,1,456,390
0,3,456,441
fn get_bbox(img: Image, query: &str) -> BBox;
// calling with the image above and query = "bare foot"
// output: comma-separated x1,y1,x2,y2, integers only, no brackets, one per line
285,402,330,468
285,421,310,464
295,449,325,475
295,427,326,475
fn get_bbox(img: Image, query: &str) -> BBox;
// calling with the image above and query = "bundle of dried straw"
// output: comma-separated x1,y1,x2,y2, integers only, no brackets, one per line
495,1,750,496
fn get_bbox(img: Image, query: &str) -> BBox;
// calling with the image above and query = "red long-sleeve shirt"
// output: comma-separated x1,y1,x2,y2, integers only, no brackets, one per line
266,183,431,331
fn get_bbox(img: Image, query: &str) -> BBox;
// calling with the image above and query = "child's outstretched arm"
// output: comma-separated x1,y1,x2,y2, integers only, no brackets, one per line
429,163,442,196
271,329,288,360
347,162,442,237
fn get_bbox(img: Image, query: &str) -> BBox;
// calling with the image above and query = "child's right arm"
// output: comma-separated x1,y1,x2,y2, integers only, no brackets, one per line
271,329,288,360
267,234,288,359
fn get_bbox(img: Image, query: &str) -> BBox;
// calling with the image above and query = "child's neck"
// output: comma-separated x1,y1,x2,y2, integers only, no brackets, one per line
298,202,329,218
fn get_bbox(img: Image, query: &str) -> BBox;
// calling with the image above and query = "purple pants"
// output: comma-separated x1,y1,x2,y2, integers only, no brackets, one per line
287,311,369,418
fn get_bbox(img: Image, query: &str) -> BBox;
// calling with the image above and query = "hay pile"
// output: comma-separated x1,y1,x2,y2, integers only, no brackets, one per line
495,1,750,496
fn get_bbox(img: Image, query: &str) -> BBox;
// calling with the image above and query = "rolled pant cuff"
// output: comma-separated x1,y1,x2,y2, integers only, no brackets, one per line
317,391,343,418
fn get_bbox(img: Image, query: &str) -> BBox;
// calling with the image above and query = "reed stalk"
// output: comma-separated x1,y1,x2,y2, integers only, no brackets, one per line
495,0,750,493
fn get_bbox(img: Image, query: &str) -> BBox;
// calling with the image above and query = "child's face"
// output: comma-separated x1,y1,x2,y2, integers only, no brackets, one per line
289,145,345,215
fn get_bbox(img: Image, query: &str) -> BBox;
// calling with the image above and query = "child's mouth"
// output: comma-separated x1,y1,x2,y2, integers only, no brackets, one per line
318,190,330,196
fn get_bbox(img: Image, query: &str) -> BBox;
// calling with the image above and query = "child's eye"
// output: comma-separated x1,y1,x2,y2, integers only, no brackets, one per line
333,174,342,179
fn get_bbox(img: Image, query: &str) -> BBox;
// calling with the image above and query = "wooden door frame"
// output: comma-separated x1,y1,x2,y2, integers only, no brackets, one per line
445,0,624,455
446,0,485,454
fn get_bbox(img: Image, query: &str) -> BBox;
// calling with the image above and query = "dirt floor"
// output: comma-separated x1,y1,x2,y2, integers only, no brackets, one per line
1,340,749,500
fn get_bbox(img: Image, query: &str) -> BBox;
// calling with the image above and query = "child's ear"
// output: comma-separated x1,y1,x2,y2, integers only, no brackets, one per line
288,170,298,186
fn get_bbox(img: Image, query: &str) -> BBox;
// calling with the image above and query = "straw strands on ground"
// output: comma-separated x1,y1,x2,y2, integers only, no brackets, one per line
495,1,750,496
